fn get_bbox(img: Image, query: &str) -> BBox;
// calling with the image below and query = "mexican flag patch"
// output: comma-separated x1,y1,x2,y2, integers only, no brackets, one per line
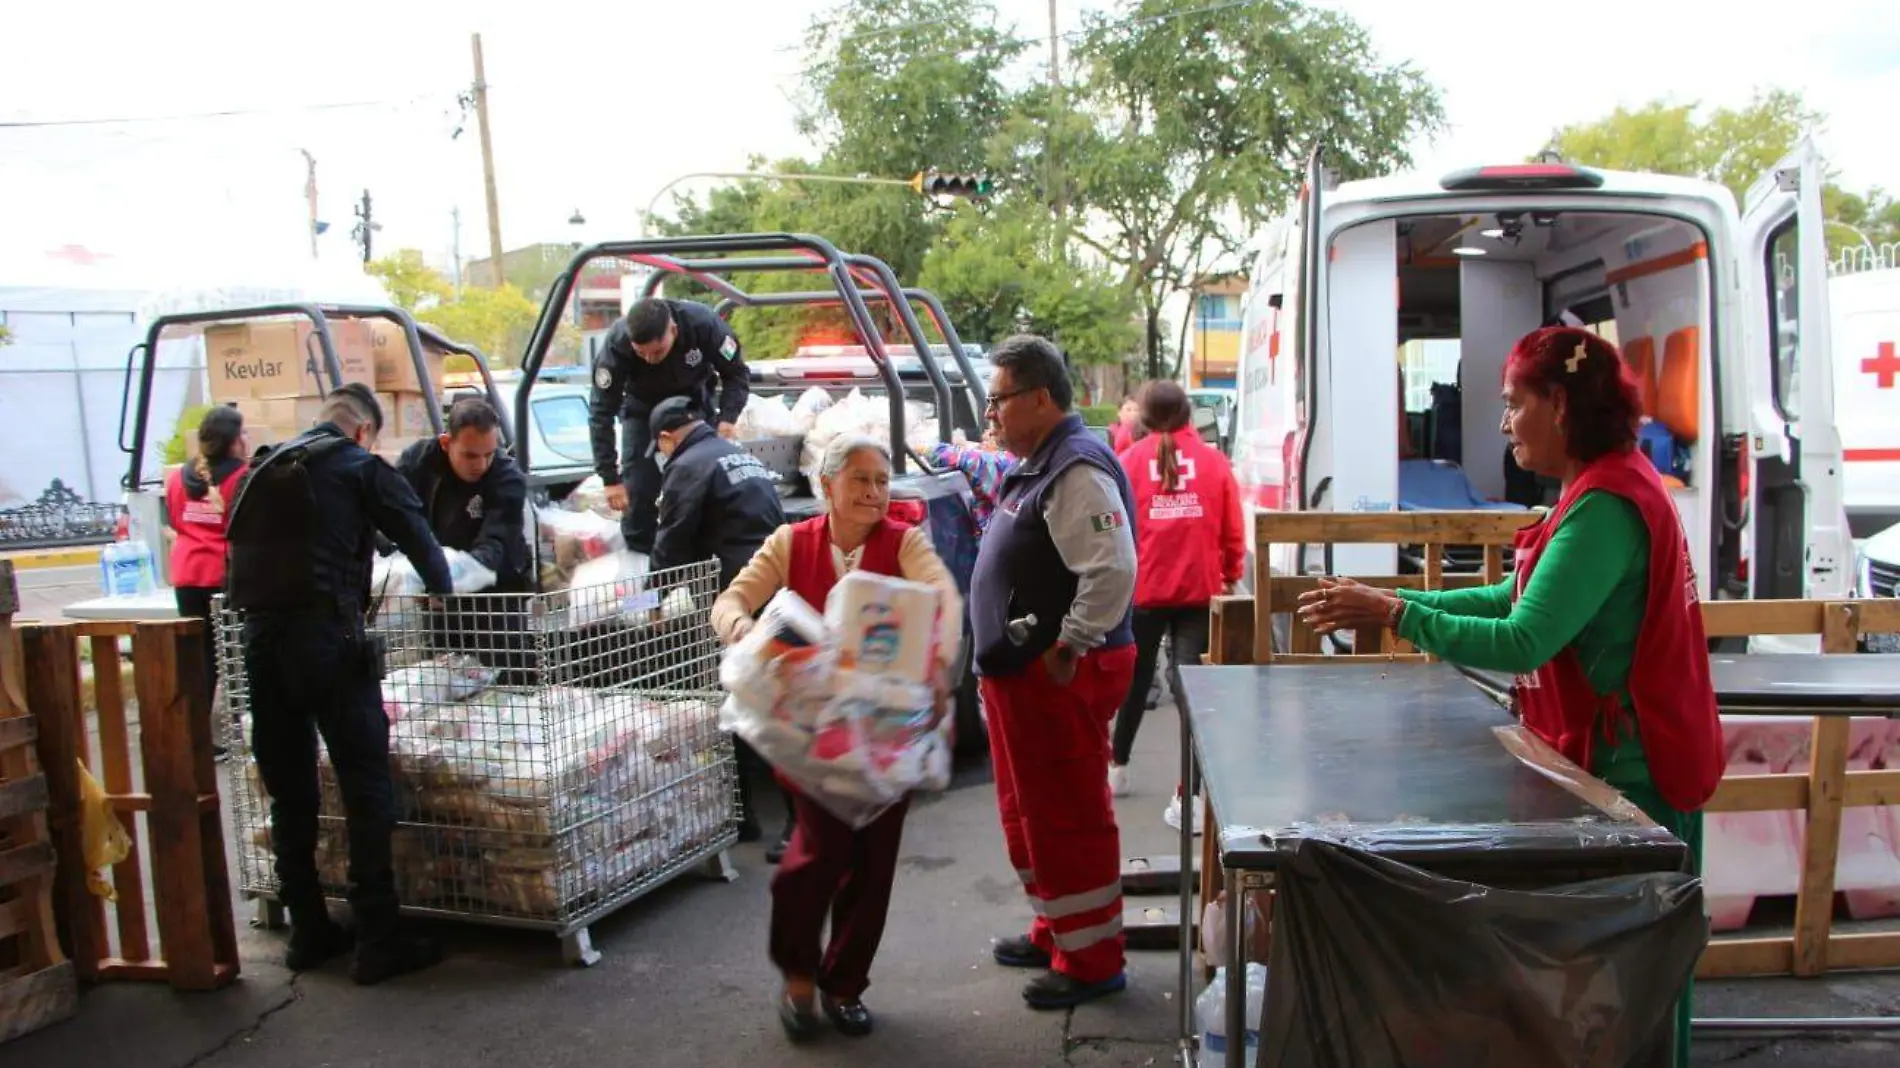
1089,512,1125,533
719,335,739,360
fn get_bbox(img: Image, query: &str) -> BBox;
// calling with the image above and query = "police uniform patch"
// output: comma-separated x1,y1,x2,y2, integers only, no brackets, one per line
685,349,703,368
594,364,613,390
1089,512,1125,533
719,335,739,360
467,494,484,520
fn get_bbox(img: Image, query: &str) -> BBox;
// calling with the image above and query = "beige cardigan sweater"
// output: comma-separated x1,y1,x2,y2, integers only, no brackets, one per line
710,523,963,669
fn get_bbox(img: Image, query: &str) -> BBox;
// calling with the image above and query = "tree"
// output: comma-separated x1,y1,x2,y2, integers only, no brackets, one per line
919,201,1138,369
419,284,542,367
1052,0,1443,377
1547,89,1899,259
366,250,550,368
367,249,452,311
657,0,1025,355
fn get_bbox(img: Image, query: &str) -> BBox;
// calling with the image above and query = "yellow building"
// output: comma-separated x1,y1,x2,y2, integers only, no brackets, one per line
1188,274,1246,389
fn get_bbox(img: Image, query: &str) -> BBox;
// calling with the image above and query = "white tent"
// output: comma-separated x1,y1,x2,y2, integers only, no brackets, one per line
0,242,390,511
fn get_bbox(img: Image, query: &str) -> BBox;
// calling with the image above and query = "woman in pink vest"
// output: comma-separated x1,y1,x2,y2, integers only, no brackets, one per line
1296,327,1723,1067
711,433,962,1043
165,405,248,750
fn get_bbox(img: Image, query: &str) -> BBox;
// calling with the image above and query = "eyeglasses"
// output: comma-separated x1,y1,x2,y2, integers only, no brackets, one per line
985,387,1036,412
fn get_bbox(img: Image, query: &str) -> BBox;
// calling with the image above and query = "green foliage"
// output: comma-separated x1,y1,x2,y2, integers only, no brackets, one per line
656,0,1441,380
919,200,1137,367
1044,0,1442,375
367,249,452,312
161,404,214,467
366,250,554,369
0,324,12,346
1547,89,1898,256
1079,404,1119,427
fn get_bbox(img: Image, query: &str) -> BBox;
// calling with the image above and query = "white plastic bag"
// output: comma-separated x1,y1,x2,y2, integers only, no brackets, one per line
736,394,802,440
790,386,835,431
536,503,625,592
1200,890,1266,970
717,587,948,827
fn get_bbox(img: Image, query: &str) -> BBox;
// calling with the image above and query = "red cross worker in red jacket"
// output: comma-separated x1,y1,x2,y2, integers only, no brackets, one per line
164,404,249,753
1110,381,1245,827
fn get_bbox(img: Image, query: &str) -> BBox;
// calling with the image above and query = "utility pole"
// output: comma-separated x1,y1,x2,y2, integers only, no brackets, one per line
1048,0,1065,221
450,206,464,298
352,189,376,265
471,33,506,286
301,149,319,260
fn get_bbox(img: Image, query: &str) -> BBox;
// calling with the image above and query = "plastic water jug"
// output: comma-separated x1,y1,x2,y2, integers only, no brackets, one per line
100,539,156,598
1196,962,1267,1057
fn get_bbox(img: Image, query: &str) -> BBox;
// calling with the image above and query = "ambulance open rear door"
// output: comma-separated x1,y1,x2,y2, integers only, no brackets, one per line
1740,139,1850,603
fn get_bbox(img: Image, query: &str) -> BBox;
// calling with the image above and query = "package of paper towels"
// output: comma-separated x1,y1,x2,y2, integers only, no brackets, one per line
824,570,943,685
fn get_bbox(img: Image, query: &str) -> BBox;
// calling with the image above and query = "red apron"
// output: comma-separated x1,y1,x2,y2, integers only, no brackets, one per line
1511,448,1725,812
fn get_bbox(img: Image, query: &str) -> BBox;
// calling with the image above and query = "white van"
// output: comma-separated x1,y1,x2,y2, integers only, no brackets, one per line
1832,266,1900,538
1234,143,1851,606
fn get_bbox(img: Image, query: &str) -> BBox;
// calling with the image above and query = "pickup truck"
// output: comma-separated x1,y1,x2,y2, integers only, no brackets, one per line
516,233,995,755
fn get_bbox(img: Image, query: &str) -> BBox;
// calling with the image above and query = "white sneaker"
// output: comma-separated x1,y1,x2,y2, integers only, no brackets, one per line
1163,794,1204,836
1107,764,1132,798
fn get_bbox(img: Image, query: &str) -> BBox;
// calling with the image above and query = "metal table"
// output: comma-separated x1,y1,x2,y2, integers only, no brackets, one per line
63,589,181,621
1460,654,1900,1037
1174,662,1689,1068
1463,655,1900,718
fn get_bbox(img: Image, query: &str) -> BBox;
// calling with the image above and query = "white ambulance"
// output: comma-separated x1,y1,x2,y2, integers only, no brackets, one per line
1832,265,1900,539
1234,143,1852,608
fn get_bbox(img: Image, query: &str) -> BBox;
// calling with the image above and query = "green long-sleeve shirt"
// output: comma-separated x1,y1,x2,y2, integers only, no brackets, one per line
1396,491,1648,697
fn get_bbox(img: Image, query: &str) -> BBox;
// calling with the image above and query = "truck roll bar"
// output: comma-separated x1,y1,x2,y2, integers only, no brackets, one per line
517,233,911,475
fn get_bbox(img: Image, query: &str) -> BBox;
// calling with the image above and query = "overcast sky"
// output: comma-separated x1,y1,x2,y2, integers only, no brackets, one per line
4,0,1895,283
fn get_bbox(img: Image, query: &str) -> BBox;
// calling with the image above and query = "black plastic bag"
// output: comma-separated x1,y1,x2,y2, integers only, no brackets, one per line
1261,835,1706,1068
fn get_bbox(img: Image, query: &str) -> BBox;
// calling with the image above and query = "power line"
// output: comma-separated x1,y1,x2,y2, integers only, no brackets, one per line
0,92,457,130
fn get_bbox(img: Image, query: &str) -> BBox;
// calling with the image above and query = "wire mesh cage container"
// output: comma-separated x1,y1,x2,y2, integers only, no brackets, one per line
216,559,737,966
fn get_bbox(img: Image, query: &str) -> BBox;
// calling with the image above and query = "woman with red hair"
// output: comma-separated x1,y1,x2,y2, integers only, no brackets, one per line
1296,326,1723,1067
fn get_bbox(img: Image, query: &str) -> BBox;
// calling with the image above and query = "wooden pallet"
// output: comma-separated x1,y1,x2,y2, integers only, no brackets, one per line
0,561,78,1044
23,616,239,991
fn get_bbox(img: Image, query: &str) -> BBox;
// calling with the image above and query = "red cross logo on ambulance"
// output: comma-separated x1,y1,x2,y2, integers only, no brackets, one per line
1864,341,1899,390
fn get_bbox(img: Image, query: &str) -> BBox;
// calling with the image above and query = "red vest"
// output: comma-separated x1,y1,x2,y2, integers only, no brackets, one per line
786,515,911,608
1511,448,1726,812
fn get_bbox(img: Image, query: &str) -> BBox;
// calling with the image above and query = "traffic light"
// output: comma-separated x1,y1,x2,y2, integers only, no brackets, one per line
909,171,995,199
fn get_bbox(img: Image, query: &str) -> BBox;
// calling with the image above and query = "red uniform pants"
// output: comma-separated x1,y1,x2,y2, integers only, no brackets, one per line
768,785,910,1000
982,645,1136,984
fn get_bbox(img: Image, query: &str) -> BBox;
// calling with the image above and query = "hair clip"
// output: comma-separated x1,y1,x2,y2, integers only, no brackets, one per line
1564,342,1588,374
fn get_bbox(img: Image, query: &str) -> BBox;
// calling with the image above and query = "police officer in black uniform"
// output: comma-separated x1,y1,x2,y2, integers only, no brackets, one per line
392,396,534,682
392,397,531,593
646,396,791,848
226,384,452,985
648,396,785,589
589,297,751,555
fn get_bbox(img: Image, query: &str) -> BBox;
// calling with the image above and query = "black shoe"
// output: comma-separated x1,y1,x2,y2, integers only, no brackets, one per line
350,933,443,986
737,818,763,843
766,830,793,866
284,920,353,972
821,993,874,1037
991,934,1051,969
778,990,822,1042
1023,970,1127,1010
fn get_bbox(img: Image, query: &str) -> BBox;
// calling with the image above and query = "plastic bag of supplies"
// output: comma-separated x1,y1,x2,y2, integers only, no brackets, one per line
719,584,952,828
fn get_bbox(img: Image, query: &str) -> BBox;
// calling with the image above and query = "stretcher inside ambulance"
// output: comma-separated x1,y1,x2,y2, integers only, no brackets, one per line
1234,146,1853,616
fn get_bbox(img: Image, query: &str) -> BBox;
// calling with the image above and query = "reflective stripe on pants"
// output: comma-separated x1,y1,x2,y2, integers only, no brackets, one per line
982,644,1136,984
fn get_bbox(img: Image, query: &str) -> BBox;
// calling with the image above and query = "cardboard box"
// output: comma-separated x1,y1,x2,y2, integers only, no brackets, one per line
376,391,437,439
371,323,446,393
204,320,374,400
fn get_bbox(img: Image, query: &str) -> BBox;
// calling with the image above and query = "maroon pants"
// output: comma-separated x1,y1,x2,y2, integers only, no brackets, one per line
768,786,910,1000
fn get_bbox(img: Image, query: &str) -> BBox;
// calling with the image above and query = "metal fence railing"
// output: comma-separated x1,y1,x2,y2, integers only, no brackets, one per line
215,559,737,966
0,479,119,550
